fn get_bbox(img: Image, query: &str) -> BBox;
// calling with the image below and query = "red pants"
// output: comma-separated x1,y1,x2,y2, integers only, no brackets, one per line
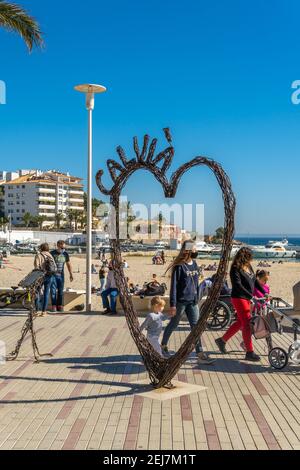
222,298,253,352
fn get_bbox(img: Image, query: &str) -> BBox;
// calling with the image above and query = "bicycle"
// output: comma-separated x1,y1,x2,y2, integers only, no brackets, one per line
4,269,53,363
0,286,32,310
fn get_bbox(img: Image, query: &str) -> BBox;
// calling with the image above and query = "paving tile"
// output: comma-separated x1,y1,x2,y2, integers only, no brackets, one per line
0,313,299,450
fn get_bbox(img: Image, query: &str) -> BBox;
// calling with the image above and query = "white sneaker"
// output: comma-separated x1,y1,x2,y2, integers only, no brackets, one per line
197,352,216,365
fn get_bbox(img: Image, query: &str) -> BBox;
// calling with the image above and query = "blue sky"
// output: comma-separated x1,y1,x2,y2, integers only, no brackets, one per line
1,0,300,235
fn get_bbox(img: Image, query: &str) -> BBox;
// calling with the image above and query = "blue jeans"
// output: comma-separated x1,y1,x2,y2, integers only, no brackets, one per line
100,278,105,292
51,274,65,308
101,288,119,313
36,275,55,312
162,302,203,354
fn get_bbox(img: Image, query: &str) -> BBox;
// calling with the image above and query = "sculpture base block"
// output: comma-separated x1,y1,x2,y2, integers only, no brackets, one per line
132,379,207,401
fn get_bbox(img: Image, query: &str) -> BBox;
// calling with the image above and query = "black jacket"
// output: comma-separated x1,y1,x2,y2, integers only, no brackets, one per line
230,266,265,300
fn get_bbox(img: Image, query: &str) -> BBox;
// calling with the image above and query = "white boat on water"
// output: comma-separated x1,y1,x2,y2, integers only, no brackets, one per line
196,243,242,257
15,243,38,254
252,239,296,259
195,241,214,254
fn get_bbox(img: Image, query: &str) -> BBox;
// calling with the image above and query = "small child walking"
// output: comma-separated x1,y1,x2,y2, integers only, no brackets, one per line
140,296,175,356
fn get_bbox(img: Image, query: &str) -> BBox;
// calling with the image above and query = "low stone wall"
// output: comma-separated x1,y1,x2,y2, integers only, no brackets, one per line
117,295,170,317
0,288,85,312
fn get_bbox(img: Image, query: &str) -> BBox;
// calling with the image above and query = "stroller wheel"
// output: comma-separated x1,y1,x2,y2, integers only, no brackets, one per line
205,301,232,331
268,348,288,370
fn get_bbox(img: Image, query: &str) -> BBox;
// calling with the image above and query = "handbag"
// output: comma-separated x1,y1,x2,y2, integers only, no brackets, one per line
264,310,278,333
251,315,270,339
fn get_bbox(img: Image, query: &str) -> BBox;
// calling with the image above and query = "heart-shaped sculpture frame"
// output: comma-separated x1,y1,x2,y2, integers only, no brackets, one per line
96,129,236,389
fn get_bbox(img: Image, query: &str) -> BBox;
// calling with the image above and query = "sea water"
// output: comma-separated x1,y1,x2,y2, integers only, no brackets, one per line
236,236,300,263
237,236,300,247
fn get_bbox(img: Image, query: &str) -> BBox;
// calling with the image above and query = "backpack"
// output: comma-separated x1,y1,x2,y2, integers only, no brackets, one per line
41,254,58,275
140,282,167,297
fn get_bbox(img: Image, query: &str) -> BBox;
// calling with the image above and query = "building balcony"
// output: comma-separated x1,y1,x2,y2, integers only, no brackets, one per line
38,204,56,209
39,198,56,204
39,212,56,218
69,198,84,203
69,190,84,196
38,187,56,194
39,195,56,200
68,206,85,211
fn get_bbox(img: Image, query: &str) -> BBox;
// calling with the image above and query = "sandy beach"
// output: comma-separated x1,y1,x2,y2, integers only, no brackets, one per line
1,254,300,310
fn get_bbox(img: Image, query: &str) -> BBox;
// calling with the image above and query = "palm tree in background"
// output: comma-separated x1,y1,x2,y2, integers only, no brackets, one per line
22,212,32,228
73,210,81,231
0,0,44,51
158,211,166,240
0,216,9,230
126,201,137,240
79,213,87,230
66,209,75,229
55,213,65,230
66,209,82,231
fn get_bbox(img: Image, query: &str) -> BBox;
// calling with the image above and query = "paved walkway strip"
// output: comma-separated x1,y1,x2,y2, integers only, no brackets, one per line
0,314,298,450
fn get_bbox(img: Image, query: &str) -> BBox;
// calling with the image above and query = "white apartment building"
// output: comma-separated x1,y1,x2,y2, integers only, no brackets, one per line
0,183,4,216
0,170,40,183
3,170,85,227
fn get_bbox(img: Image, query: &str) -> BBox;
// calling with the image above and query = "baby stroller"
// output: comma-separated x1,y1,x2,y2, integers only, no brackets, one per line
251,297,300,370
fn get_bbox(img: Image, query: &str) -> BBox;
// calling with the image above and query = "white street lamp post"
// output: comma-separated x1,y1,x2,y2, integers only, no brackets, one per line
74,84,107,312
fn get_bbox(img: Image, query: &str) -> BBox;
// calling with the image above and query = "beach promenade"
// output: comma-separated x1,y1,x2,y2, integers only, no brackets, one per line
0,310,299,451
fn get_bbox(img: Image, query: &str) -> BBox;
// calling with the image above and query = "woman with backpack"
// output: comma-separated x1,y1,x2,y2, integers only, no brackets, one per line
161,240,215,365
34,243,57,316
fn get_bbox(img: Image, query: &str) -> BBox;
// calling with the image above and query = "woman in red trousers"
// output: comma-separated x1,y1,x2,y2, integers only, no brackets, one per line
215,247,265,362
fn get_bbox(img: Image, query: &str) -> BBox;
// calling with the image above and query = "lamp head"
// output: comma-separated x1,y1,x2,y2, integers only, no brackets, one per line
74,84,107,110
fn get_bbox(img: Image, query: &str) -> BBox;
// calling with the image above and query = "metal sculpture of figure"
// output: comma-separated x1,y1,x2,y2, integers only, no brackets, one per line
7,270,53,363
96,128,236,389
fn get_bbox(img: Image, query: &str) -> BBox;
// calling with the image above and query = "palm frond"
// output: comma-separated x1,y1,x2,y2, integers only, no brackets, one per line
0,0,43,51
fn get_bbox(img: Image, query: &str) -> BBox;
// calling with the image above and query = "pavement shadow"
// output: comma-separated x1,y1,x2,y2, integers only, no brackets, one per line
181,356,300,375
42,354,146,375
0,375,153,405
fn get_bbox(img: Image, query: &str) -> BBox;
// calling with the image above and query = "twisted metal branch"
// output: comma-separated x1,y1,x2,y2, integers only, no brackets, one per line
8,271,53,363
